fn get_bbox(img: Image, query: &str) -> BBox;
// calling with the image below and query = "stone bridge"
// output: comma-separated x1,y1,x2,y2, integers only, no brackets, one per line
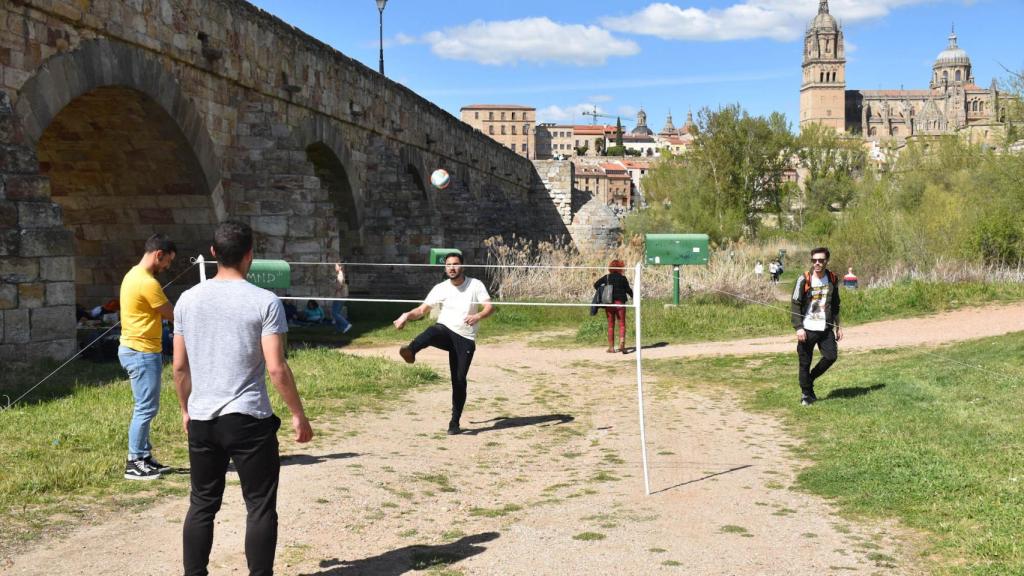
0,0,578,361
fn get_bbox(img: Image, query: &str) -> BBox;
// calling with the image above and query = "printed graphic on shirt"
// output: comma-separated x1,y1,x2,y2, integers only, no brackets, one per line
803,275,830,331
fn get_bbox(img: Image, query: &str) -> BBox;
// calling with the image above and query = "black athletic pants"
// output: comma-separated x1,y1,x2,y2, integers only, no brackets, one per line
410,323,476,422
183,413,281,576
797,328,838,398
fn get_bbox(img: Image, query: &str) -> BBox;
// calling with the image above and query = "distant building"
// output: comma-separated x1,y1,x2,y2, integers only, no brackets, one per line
535,123,576,159
800,0,1010,144
631,107,655,136
574,164,608,200
600,162,633,209
460,104,536,159
573,125,610,156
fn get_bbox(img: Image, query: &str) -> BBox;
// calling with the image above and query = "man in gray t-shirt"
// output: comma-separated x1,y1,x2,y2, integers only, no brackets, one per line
173,220,312,576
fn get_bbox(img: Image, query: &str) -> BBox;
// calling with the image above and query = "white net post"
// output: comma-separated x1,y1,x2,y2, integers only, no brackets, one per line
634,262,651,495
196,254,207,282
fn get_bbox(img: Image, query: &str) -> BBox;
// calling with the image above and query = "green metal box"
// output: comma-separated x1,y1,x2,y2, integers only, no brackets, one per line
246,259,291,289
644,234,709,266
429,248,462,265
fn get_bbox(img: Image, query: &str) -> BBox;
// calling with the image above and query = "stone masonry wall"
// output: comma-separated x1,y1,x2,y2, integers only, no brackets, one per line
0,0,570,362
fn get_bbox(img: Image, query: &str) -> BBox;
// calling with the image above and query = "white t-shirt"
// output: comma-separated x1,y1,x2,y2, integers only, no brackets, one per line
803,273,831,332
424,277,491,341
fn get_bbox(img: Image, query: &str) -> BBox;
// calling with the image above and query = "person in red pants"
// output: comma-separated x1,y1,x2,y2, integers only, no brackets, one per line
593,259,633,353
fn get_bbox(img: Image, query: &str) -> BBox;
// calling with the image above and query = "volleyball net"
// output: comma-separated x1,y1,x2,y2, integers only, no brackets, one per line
194,255,655,495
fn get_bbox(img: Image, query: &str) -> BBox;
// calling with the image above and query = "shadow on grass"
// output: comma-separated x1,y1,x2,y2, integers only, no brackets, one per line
650,464,754,495
462,414,575,435
824,384,886,400
281,452,361,467
621,341,669,354
302,532,500,575
287,302,409,350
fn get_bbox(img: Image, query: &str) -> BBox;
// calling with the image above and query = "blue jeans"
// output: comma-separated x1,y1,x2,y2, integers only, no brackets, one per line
331,301,351,332
119,346,163,460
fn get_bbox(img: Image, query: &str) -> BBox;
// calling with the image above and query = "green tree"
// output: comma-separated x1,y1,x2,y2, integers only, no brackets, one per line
795,123,867,227
615,117,624,147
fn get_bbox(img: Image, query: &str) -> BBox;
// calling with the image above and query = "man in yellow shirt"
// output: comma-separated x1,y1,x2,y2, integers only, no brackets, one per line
119,234,176,480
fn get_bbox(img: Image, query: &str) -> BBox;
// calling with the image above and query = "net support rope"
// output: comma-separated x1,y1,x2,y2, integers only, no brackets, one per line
1,261,199,413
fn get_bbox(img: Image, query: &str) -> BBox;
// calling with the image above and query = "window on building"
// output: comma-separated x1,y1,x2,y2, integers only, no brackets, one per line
523,124,529,135
522,143,528,153
500,111,506,120
955,70,962,82
575,140,580,146
512,112,517,121
943,71,949,83
511,125,517,135
474,111,479,120
489,111,494,121
501,125,506,135
488,125,494,135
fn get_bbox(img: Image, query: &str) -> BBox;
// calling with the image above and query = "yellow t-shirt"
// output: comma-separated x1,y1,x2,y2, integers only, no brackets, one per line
119,265,169,353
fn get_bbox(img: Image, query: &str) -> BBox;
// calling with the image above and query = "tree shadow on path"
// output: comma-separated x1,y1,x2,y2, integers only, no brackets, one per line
300,532,500,575
461,414,574,435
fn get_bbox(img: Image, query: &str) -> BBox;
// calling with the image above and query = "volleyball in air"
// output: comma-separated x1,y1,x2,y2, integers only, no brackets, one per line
430,168,451,190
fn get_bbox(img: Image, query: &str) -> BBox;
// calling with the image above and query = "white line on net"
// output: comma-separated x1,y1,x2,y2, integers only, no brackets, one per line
278,296,635,308
193,258,620,271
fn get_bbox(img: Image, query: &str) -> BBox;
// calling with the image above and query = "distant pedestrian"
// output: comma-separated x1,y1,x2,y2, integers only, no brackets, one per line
754,260,764,279
173,220,313,576
331,263,352,334
772,259,784,284
393,252,494,435
768,260,779,283
594,260,633,353
790,247,842,406
119,233,176,481
843,267,859,289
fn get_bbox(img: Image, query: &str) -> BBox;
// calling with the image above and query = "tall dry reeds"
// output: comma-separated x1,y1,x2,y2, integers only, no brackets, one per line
482,235,781,305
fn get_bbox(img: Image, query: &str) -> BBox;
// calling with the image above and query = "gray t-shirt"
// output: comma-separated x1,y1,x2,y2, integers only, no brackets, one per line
173,279,288,421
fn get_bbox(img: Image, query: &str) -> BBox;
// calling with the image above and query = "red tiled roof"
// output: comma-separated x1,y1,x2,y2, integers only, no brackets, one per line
574,126,606,135
620,160,651,169
460,104,536,110
600,162,627,173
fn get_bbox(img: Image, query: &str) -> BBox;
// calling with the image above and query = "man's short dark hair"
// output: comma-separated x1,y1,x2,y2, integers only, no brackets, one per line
213,220,253,268
444,252,464,264
810,246,830,260
144,233,176,255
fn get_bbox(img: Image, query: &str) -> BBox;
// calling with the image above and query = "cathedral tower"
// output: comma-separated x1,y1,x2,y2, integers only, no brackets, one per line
800,0,847,132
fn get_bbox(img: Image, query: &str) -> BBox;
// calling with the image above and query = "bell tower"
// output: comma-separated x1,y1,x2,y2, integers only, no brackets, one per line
800,0,847,132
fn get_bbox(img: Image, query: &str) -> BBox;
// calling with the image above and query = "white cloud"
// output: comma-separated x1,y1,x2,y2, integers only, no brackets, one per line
617,105,640,118
589,95,614,103
601,1,936,42
422,17,639,66
394,33,417,46
537,103,608,124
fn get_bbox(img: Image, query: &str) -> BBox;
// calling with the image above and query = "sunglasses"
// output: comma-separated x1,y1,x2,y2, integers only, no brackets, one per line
811,258,827,263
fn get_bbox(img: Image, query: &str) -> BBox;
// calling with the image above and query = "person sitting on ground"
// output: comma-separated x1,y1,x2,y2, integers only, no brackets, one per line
281,295,298,324
297,299,324,325
593,260,633,353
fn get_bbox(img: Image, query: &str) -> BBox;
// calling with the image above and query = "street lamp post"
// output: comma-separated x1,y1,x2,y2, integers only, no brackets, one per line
376,0,387,76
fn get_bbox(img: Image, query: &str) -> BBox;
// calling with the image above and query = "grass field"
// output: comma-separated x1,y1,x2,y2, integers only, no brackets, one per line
0,349,439,550
647,334,1024,575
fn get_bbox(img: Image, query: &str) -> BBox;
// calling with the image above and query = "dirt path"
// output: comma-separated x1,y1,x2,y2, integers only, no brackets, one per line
9,303,1023,575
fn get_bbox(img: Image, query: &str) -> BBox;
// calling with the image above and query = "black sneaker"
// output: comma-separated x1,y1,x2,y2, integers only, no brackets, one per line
124,458,161,480
143,456,171,473
399,345,415,364
447,420,461,435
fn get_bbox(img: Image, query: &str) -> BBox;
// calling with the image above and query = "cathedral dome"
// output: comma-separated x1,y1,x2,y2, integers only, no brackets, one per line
809,1,838,31
935,32,970,67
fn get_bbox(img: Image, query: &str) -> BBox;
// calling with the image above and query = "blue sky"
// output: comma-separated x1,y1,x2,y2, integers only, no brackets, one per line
247,0,1024,131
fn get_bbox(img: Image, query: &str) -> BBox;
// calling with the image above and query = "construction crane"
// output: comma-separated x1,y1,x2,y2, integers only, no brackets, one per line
581,106,617,125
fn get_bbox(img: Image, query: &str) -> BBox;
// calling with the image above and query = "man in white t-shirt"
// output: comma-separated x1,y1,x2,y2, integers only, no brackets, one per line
393,252,494,434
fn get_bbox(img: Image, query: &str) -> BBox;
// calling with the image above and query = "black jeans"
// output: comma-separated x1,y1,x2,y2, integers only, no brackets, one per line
410,323,476,422
183,413,281,576
797,329,838,398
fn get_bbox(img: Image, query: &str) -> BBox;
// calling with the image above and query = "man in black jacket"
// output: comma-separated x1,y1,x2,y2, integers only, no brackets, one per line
790,247,842,405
